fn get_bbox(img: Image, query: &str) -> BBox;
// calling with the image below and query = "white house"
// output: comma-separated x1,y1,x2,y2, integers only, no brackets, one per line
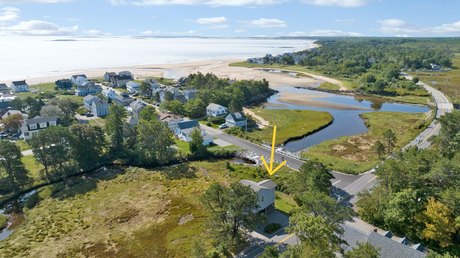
83,95,108,117
71,74,88,86
126,81,140,93
240,179,276,214
21,116,58,140
0,83,10,94
102,88,117,100
173,120,213,145
225,112,248,129
10,80,29,92
206,103,228,117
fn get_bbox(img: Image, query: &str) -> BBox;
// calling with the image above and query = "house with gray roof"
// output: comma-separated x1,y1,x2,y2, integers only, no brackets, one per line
341,224,427,258
55,79,72,89
226,112,247,129
21,116,58,140
182,89,199,101
173,120,213,145
240,179,276,214
10,80,29,92
0,83,10,94
71,74,88,86
129,99,146,119
206,103,228,117
112,92,134,106
83,95,108,117
75,82,102,96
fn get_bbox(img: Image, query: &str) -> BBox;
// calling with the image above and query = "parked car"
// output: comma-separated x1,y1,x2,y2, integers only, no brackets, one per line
85,113,94,117
219,123,229,129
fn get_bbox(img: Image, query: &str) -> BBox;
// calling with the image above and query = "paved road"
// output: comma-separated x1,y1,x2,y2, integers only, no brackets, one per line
403,74,454,149
202,125,360,190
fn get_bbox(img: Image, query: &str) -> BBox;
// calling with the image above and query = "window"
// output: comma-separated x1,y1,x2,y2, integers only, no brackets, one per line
29,124,37,130
39,122,47,128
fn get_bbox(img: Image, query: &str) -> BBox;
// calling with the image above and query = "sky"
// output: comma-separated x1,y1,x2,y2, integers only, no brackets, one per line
0,0,459,37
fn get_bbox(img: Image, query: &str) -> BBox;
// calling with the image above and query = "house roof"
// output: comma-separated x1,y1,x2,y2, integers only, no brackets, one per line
207,103,226,111
0,83,8,90
11,80,28,86
105,72,117,76
84,94,98,103
92,98,107,106
240,179,277,192
127,81,140,87
129,100,145,111
2,110,23,119
71,74,87,79
177,120,199,130
118,74,133,81
341,224,426,258
227,112,246,122
26,116,58,125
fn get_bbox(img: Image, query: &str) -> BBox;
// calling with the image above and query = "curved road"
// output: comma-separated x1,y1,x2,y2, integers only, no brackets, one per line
202,74,454,204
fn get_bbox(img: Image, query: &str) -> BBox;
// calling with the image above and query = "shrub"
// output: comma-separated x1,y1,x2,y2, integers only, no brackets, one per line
0,214,8,230
264,223,282,234
76,106,87,115
207,116,225,125
227,127,244,137
24,192,41,210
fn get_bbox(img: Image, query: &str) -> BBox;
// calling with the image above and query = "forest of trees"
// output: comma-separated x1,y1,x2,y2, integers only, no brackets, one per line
357,111,460,255
259,38,454,95
160,72,273,118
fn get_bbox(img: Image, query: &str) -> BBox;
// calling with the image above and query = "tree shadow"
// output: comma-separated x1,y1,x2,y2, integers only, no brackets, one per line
50,166,125,200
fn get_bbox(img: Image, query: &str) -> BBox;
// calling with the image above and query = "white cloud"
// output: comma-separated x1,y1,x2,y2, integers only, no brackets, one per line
0,7,19,23
195,16,227,25
378,18,460,36
141,29,196,36
302,0,371,7
248,18,286,28
0,20,78,35
84,29,112,37
0,0,73,3
432,21,460,33
114,0,282,6
287,29,362,37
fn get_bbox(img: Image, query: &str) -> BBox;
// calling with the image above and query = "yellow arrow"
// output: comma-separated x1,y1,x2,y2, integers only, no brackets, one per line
261,125,287,176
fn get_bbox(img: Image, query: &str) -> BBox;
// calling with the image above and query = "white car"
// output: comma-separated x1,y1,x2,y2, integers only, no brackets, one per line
219,123,229,129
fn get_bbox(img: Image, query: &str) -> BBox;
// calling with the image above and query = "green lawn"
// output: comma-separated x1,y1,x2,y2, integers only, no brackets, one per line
245,108,333,145
15,140,30,151
275,191,298,214
0,160,295,257
411,53,460,105
174,139,191,155
0,214,7,230
302,112,431,174
21,155,44,183
318,82,341,91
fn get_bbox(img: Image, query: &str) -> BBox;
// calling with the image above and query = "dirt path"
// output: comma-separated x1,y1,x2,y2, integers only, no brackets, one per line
243,108,269,128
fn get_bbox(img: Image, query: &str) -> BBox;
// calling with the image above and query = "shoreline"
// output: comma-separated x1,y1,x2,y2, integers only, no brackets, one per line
4,59,323,90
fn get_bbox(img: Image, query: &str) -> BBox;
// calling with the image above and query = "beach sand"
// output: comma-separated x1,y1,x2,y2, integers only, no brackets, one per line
277,93,371,110
18,59,321,89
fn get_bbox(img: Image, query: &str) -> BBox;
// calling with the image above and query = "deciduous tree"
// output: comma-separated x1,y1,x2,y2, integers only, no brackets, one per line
0,141,30,192
70,124,107,170
419,198,458,248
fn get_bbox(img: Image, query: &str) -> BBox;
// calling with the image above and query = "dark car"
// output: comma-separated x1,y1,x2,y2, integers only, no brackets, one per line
85,113,94,117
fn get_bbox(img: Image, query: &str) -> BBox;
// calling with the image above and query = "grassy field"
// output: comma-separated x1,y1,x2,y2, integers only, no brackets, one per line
0,160,293,257
230,62,431,105
0,214,7,230
14,140,30,151
245,108,333,145
318,82,341,91
411,53,460,105
302,112,430,174
229,61,357,89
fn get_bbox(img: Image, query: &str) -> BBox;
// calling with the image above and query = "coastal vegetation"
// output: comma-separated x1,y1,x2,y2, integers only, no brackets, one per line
356,111,460,255
228,108,333,145
0,214,7,230
0,160,293,257
302,112,430,174
158,72,274,118
411,53,460,105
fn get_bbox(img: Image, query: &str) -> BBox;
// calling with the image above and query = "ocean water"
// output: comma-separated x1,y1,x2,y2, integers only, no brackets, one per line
0,37,314,81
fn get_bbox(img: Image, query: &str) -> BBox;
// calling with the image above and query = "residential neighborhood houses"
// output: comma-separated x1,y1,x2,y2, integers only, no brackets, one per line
240,179,276,214
10,80,29,93
225,112,248,129
172,119,213,145
83,95,109,117
206,103,228,117
21,116,58,140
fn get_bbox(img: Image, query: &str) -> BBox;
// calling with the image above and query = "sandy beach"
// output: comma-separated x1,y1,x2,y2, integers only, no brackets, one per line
17,59,322,89
9,59,357,109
